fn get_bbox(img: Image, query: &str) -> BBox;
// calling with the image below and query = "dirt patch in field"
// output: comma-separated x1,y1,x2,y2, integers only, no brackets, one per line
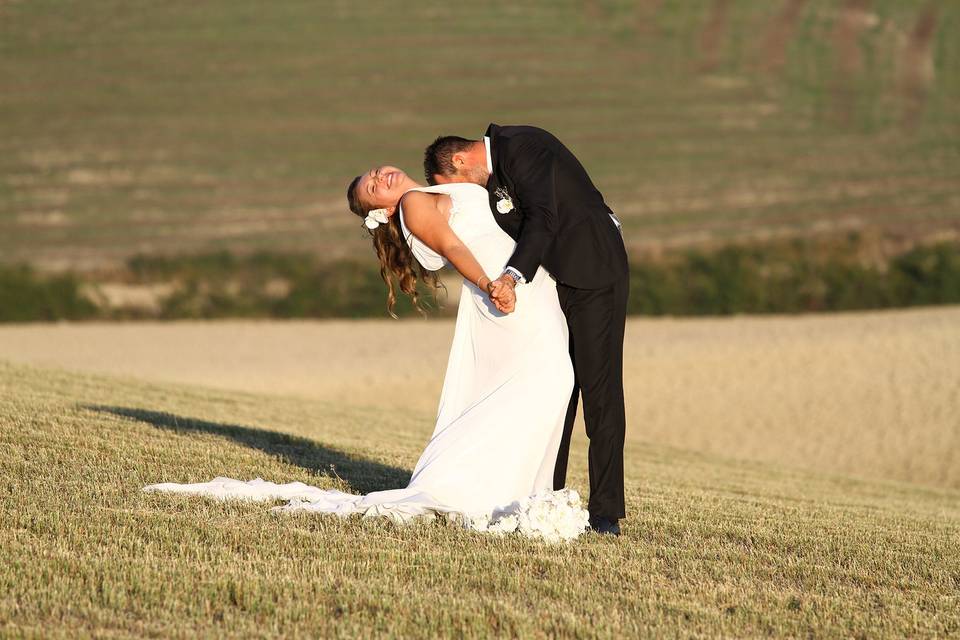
698,0,732,73
898,3,939,128
755,0,809,73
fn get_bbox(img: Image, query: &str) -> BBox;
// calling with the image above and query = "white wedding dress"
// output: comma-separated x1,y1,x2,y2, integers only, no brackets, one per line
144,183,587,540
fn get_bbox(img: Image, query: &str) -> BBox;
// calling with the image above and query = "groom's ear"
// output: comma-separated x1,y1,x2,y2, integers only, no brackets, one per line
451,151,469,170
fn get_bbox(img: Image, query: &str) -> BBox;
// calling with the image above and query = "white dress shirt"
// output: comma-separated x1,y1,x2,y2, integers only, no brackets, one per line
486,136,527,284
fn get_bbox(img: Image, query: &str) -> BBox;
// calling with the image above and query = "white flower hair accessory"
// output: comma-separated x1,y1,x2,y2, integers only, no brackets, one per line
364,208,390,229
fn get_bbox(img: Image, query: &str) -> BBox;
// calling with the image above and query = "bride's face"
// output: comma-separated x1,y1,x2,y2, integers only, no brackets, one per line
355,165,415,213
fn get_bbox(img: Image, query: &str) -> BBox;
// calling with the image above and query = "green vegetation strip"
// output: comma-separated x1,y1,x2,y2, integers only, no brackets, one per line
3,240,959,321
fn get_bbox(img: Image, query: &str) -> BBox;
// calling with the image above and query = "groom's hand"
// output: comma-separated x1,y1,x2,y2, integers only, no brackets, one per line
488,275,516,314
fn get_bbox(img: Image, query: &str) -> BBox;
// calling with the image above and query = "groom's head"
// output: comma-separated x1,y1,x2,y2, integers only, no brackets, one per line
424,136,489,186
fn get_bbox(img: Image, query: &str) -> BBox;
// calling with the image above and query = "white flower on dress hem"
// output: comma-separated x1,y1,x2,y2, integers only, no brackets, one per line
364,208,390,229
464,488,589,542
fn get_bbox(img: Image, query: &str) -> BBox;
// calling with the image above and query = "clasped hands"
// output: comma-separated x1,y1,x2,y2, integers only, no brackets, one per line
479,273,516,314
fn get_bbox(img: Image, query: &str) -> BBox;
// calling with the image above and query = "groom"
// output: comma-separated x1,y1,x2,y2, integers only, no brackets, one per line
424,124,629,535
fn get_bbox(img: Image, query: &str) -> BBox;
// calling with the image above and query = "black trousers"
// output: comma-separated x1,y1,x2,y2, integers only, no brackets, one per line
553,273,628,520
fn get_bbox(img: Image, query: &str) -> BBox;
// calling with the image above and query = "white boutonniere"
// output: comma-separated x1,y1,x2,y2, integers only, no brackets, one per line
494,187,514,214
363,208,389,229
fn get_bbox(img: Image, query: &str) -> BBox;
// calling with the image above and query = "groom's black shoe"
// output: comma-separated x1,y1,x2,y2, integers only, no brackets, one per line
589,516,621,536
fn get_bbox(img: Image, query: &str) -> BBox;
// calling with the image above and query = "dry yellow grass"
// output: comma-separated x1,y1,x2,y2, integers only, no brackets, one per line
1,306,957,489
3,360,959,637
2,309,960,637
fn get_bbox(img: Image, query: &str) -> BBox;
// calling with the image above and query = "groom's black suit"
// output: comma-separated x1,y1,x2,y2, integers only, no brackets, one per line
483,123,629,520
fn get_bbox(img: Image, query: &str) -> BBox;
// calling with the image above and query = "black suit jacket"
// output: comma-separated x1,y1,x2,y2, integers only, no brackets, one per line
484,124,628,290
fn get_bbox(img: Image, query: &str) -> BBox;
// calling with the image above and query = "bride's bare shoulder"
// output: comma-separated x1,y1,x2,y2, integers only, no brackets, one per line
399,190,433,210
400,191,452,226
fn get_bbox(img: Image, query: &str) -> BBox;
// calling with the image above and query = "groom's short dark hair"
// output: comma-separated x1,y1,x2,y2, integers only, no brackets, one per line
424,136,475,184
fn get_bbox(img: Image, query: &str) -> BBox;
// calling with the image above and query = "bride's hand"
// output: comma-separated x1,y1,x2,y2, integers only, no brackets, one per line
488,279,516,314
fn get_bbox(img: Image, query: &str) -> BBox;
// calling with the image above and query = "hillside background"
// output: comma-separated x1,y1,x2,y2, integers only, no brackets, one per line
1,0,958,318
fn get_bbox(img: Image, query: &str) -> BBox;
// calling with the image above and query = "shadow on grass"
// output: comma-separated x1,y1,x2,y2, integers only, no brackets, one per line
85,405,412,494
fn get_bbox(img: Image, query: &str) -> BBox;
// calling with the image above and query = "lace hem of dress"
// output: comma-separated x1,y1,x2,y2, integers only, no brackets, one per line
142,480,589,542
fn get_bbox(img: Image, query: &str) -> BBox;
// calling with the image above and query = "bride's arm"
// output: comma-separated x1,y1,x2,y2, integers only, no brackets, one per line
401,192,509,304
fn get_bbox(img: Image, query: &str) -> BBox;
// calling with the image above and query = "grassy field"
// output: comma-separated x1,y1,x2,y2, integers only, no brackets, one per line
1,306,958,492
2,1,959,270
2,359,959,637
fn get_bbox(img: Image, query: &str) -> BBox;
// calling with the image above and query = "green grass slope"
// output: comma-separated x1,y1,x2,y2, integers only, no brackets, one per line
2,360,958,637
1,1,959,269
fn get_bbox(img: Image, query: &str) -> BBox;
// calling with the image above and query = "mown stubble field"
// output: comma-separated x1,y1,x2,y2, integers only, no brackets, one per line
2,320,959,637
1,305,957,490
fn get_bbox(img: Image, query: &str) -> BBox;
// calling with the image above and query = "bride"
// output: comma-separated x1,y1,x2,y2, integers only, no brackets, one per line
144,165,587,540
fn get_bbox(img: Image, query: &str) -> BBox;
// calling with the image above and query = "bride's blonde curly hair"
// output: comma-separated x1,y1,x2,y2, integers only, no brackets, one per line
347,176,443,318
